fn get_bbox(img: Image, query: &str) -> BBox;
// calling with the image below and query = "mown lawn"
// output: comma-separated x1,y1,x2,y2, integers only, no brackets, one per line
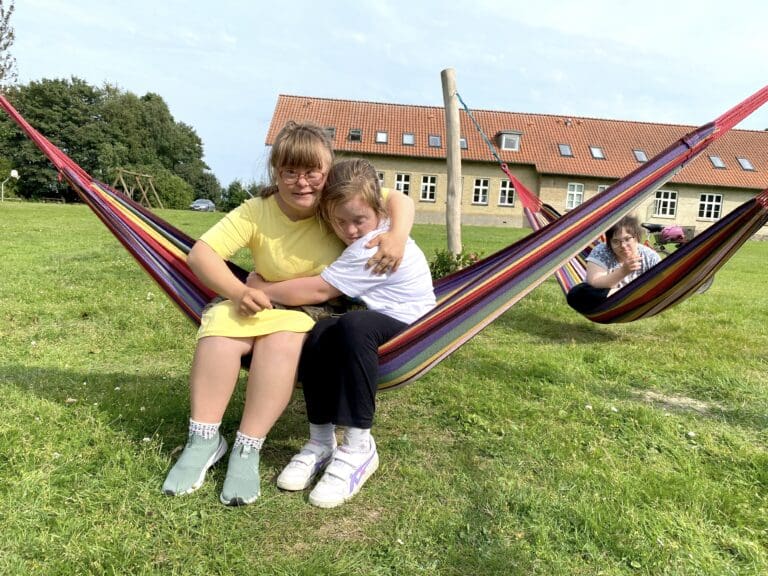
1,202,766,575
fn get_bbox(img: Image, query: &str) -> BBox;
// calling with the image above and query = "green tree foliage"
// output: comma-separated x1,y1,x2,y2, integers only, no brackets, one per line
0,0,16,87
0,77,223,205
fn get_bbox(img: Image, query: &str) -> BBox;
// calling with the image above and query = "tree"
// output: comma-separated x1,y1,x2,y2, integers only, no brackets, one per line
0,0,17,87
0,78,219,203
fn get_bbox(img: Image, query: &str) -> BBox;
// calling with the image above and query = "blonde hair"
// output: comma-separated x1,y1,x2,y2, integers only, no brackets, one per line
320,158,386,225
263,121,334,198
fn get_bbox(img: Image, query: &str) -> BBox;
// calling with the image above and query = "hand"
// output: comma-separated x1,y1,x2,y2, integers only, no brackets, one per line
234,286,272,316
622,256,642,274
365,231,406,274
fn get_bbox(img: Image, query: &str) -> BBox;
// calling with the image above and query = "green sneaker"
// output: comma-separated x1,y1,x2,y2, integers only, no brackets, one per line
219,444,261,506
162,433,228,496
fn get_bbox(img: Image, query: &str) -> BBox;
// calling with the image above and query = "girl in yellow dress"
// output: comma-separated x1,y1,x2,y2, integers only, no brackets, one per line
162,121,414,505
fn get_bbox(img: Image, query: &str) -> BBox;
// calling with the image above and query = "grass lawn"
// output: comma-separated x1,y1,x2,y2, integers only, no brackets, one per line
1,202,766,575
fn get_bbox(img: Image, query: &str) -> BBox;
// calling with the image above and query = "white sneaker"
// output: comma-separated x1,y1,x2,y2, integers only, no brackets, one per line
308,437,379,508
276,440,336,491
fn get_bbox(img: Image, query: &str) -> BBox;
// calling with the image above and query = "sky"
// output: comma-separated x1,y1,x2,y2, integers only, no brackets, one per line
11,0,768,188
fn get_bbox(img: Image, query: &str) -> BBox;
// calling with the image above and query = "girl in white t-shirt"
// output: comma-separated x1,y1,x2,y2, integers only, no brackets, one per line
248,158,436,508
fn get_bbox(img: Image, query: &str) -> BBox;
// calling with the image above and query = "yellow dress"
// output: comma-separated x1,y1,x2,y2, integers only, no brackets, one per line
196,195,345,339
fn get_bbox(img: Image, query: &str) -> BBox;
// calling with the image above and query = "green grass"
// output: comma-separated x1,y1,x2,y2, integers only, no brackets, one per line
1,202,766,575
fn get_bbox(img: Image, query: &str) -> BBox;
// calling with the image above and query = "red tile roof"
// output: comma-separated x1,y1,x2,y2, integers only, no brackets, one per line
268,95,768,191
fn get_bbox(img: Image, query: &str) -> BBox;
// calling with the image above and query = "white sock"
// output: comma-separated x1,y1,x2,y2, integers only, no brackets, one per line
234,430,265,451
189,419,220,440
342,427,371,453
309,423,336,447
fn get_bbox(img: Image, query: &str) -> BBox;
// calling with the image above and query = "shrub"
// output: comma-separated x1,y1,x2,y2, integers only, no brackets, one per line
429,248,482,279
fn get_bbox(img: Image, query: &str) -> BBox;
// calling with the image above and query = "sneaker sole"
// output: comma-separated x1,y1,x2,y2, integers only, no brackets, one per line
163,437,228,496
309,452,379,509
220,491,261,507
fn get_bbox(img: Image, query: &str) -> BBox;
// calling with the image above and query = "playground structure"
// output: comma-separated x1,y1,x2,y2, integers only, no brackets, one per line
111,168,163,209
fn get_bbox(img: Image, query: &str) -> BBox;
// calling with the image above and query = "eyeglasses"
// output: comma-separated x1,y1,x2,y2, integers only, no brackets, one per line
280,169,325,186
610,235,636,247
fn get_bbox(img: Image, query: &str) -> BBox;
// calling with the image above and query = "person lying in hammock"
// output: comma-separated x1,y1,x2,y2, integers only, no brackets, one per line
247,158,436,508
566,214,661,314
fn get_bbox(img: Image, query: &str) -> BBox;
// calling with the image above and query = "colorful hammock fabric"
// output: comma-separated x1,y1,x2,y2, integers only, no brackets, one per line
459,92,768,324
2,86,767,388
522,196,768,323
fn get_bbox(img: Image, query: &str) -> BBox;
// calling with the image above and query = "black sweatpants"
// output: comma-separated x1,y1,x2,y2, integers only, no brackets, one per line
298,310,407,429
566,282,610,314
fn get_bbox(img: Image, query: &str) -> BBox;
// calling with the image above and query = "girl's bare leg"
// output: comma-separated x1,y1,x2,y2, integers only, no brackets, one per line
189,335,253,423
238,331,306,437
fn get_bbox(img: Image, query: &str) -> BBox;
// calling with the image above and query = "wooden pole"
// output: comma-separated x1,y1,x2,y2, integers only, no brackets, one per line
441,68,462,254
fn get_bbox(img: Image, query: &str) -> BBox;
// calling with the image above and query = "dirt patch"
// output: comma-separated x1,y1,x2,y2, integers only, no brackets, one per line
634,390,721,414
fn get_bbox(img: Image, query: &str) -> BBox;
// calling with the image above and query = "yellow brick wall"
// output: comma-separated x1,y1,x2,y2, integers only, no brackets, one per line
337,153,768,237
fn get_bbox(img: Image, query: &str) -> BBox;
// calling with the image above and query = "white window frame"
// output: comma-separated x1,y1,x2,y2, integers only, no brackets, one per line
597,184,610,194
709,155,726,169
472,178,489,205
737,157,755,171
375,131,388,144
654,189,678,218
395,173,410,196
566,182,584,210
377,172,385,187
633,149,648,162
498,179,515,206
420,175,437,202
698,193,723,220
500,133,521,151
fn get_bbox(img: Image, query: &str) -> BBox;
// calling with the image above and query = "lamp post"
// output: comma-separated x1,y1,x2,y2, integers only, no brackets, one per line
1,169,19,202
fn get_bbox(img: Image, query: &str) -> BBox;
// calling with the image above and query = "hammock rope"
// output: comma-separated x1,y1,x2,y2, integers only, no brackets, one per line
2,86,767,386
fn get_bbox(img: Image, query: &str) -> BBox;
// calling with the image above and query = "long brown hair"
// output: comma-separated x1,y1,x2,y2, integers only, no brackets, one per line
262,121,334,198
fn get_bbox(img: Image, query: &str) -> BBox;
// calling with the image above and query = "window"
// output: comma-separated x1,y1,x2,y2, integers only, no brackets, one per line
395,173,410,195
566,182,584,209
633,149,648,162
737,157,755,171
698,193,723,220
500,133,521,151
375,131,388,144
589,146,605,159
654,189,678,217
498,180,515,206
709,155,726,169
348,129,362,142
377,172,385,187
459,137,468,150
324,127,336,140
558,143,573,157
473,178,489,205
597,184,610,194
428,135,442,148
420,175,437,202
402,133,415,145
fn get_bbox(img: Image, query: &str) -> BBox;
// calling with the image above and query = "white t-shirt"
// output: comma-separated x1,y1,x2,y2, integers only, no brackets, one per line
320,222,436,324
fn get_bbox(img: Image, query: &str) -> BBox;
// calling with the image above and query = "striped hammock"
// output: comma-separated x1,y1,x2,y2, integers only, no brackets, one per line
520,195,768,323
2,86,767,389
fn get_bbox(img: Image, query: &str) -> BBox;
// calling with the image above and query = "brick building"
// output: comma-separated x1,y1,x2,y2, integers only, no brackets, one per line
267,95,768,234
